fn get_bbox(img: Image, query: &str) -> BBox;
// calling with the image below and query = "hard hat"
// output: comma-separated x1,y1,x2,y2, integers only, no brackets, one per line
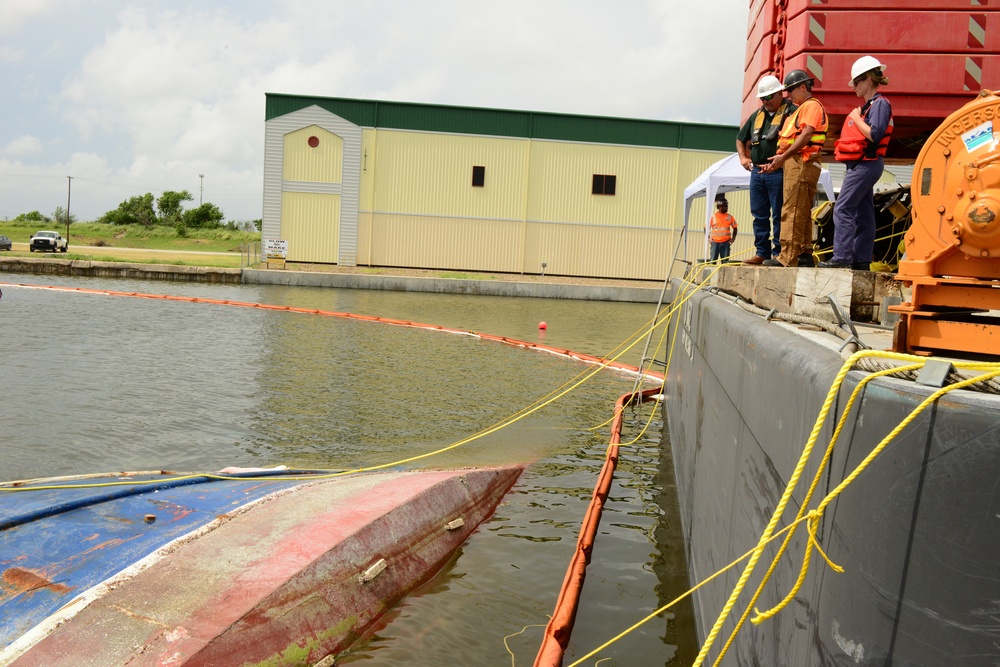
783,69,813,90
849,55,886,86
716,198,729,207
757,75,784,98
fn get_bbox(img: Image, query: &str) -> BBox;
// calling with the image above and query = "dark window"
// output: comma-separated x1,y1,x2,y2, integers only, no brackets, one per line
592,174,616,195
472,165,486,187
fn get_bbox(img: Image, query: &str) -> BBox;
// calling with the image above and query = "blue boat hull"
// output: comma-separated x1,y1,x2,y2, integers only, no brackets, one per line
0,467,522,665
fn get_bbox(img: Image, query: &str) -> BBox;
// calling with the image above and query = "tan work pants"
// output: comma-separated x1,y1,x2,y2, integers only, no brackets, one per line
777,154,820,266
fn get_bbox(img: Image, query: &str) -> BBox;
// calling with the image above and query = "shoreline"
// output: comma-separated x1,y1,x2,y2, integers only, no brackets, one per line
0,256,665,303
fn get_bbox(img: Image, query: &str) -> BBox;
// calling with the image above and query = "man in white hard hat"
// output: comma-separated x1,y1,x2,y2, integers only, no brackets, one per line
736,74,796,264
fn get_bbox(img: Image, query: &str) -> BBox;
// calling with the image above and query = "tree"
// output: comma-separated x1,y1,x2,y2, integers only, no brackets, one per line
52,206,77,226
14,211,50,223
99,193,156,226
181,203,224,228
157,190,193,225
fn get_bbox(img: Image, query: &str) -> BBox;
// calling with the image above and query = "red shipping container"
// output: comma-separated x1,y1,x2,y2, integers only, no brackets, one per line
744,40,780,100
783,11,1000,57
783,0,1000,23
745,19,774,68
783,52,1000,101
747,0,778,40
779,52,1000,158
746,0,779,53
743,0,1000,159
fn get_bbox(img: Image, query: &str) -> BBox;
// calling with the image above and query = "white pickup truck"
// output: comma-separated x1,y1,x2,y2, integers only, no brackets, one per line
29,230,68,253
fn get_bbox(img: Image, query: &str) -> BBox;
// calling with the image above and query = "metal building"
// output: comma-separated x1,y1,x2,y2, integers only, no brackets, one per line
263,94,738,280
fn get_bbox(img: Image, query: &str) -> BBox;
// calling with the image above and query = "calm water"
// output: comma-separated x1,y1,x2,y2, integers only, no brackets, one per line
0,273,696,666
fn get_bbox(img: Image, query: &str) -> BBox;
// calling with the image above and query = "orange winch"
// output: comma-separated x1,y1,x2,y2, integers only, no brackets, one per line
891,90,1000,356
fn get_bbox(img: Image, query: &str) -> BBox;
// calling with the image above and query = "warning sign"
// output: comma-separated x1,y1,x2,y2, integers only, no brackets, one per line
264,239,288,259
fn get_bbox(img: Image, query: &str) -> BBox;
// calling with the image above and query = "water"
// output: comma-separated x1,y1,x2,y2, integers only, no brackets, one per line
0,273,696,665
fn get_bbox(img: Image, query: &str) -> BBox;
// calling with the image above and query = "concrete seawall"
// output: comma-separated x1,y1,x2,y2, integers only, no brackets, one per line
1,258,664,303
0,258,242,284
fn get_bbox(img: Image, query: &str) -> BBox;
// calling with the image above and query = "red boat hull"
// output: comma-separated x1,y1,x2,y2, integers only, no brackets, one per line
6,467,521,666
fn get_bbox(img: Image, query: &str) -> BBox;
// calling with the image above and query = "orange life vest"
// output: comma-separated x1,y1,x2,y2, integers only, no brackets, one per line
777,97,827,160
834,95,893,162
710,212,736,243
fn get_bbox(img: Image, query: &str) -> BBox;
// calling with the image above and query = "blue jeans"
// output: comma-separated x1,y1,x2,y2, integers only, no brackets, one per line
750,167,784,259
832,159,884,264
710,241,731,262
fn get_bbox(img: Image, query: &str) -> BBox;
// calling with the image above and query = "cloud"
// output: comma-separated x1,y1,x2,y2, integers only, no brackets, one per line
0,45,26,63
0,0,68,35
3,135,43,156
0,0,749,222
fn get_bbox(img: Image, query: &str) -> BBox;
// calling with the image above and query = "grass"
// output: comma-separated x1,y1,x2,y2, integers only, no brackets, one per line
0,221,258,268
0,221,260,253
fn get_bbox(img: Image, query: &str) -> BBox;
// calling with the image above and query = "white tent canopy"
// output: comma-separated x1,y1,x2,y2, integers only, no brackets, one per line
682,153,836,257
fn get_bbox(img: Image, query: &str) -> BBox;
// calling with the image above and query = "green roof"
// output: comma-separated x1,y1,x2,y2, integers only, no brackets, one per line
265,93,737,152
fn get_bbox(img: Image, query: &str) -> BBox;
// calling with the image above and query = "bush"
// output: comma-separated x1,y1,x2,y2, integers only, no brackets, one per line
14,211,50,223
182,203,224,228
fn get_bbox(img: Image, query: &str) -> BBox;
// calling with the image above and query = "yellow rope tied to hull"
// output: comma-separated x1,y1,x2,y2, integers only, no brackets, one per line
707,360,925,665
694,351,1000,667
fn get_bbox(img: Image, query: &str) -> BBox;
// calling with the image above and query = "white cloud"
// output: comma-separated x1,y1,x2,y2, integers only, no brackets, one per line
0,0,749,222
0,45,26,63
0,0,69,35
3,135,43,156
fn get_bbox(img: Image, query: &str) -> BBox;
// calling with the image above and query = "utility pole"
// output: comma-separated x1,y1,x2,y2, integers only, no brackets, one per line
66,176,73,245
199,174,204,206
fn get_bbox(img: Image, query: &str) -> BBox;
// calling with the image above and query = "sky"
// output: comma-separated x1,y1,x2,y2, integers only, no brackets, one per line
1,0,750,224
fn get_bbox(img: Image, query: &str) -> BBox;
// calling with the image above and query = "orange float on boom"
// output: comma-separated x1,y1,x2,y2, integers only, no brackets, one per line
891,90,1000,355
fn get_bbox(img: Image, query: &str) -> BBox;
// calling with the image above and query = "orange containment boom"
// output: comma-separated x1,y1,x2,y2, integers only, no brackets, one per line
533,387,663,667
891,90,1000,356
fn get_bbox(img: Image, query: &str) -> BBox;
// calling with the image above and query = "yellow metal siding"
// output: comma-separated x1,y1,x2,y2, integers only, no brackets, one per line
283,109,743,279
283,125,343,183
281,192,340,263
369,130,526,220
367,214,521,272
521,222,674,280
360,129,377,213
525,141,679,229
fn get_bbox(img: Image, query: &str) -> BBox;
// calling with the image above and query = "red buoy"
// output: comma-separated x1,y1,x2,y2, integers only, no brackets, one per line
538,322,547,330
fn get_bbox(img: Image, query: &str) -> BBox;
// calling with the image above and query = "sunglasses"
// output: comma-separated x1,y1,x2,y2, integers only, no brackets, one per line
762,93,777,101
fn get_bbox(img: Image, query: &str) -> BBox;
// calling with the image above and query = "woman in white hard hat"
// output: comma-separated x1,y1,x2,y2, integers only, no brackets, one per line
820,56,893,269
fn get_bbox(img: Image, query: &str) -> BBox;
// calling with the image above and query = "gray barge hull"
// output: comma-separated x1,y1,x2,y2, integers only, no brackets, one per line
664,285,1000,665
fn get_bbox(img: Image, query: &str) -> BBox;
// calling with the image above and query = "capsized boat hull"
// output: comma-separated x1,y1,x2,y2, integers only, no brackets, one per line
1,466,521,666
663,286,1000,665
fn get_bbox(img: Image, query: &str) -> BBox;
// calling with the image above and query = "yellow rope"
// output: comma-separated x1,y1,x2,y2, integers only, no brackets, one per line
751,365,1000,625
740,362,923,628
505,623,549,667
563,515,812,667
709,361,925,664
568,353,1000,666
696,352,1000,666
